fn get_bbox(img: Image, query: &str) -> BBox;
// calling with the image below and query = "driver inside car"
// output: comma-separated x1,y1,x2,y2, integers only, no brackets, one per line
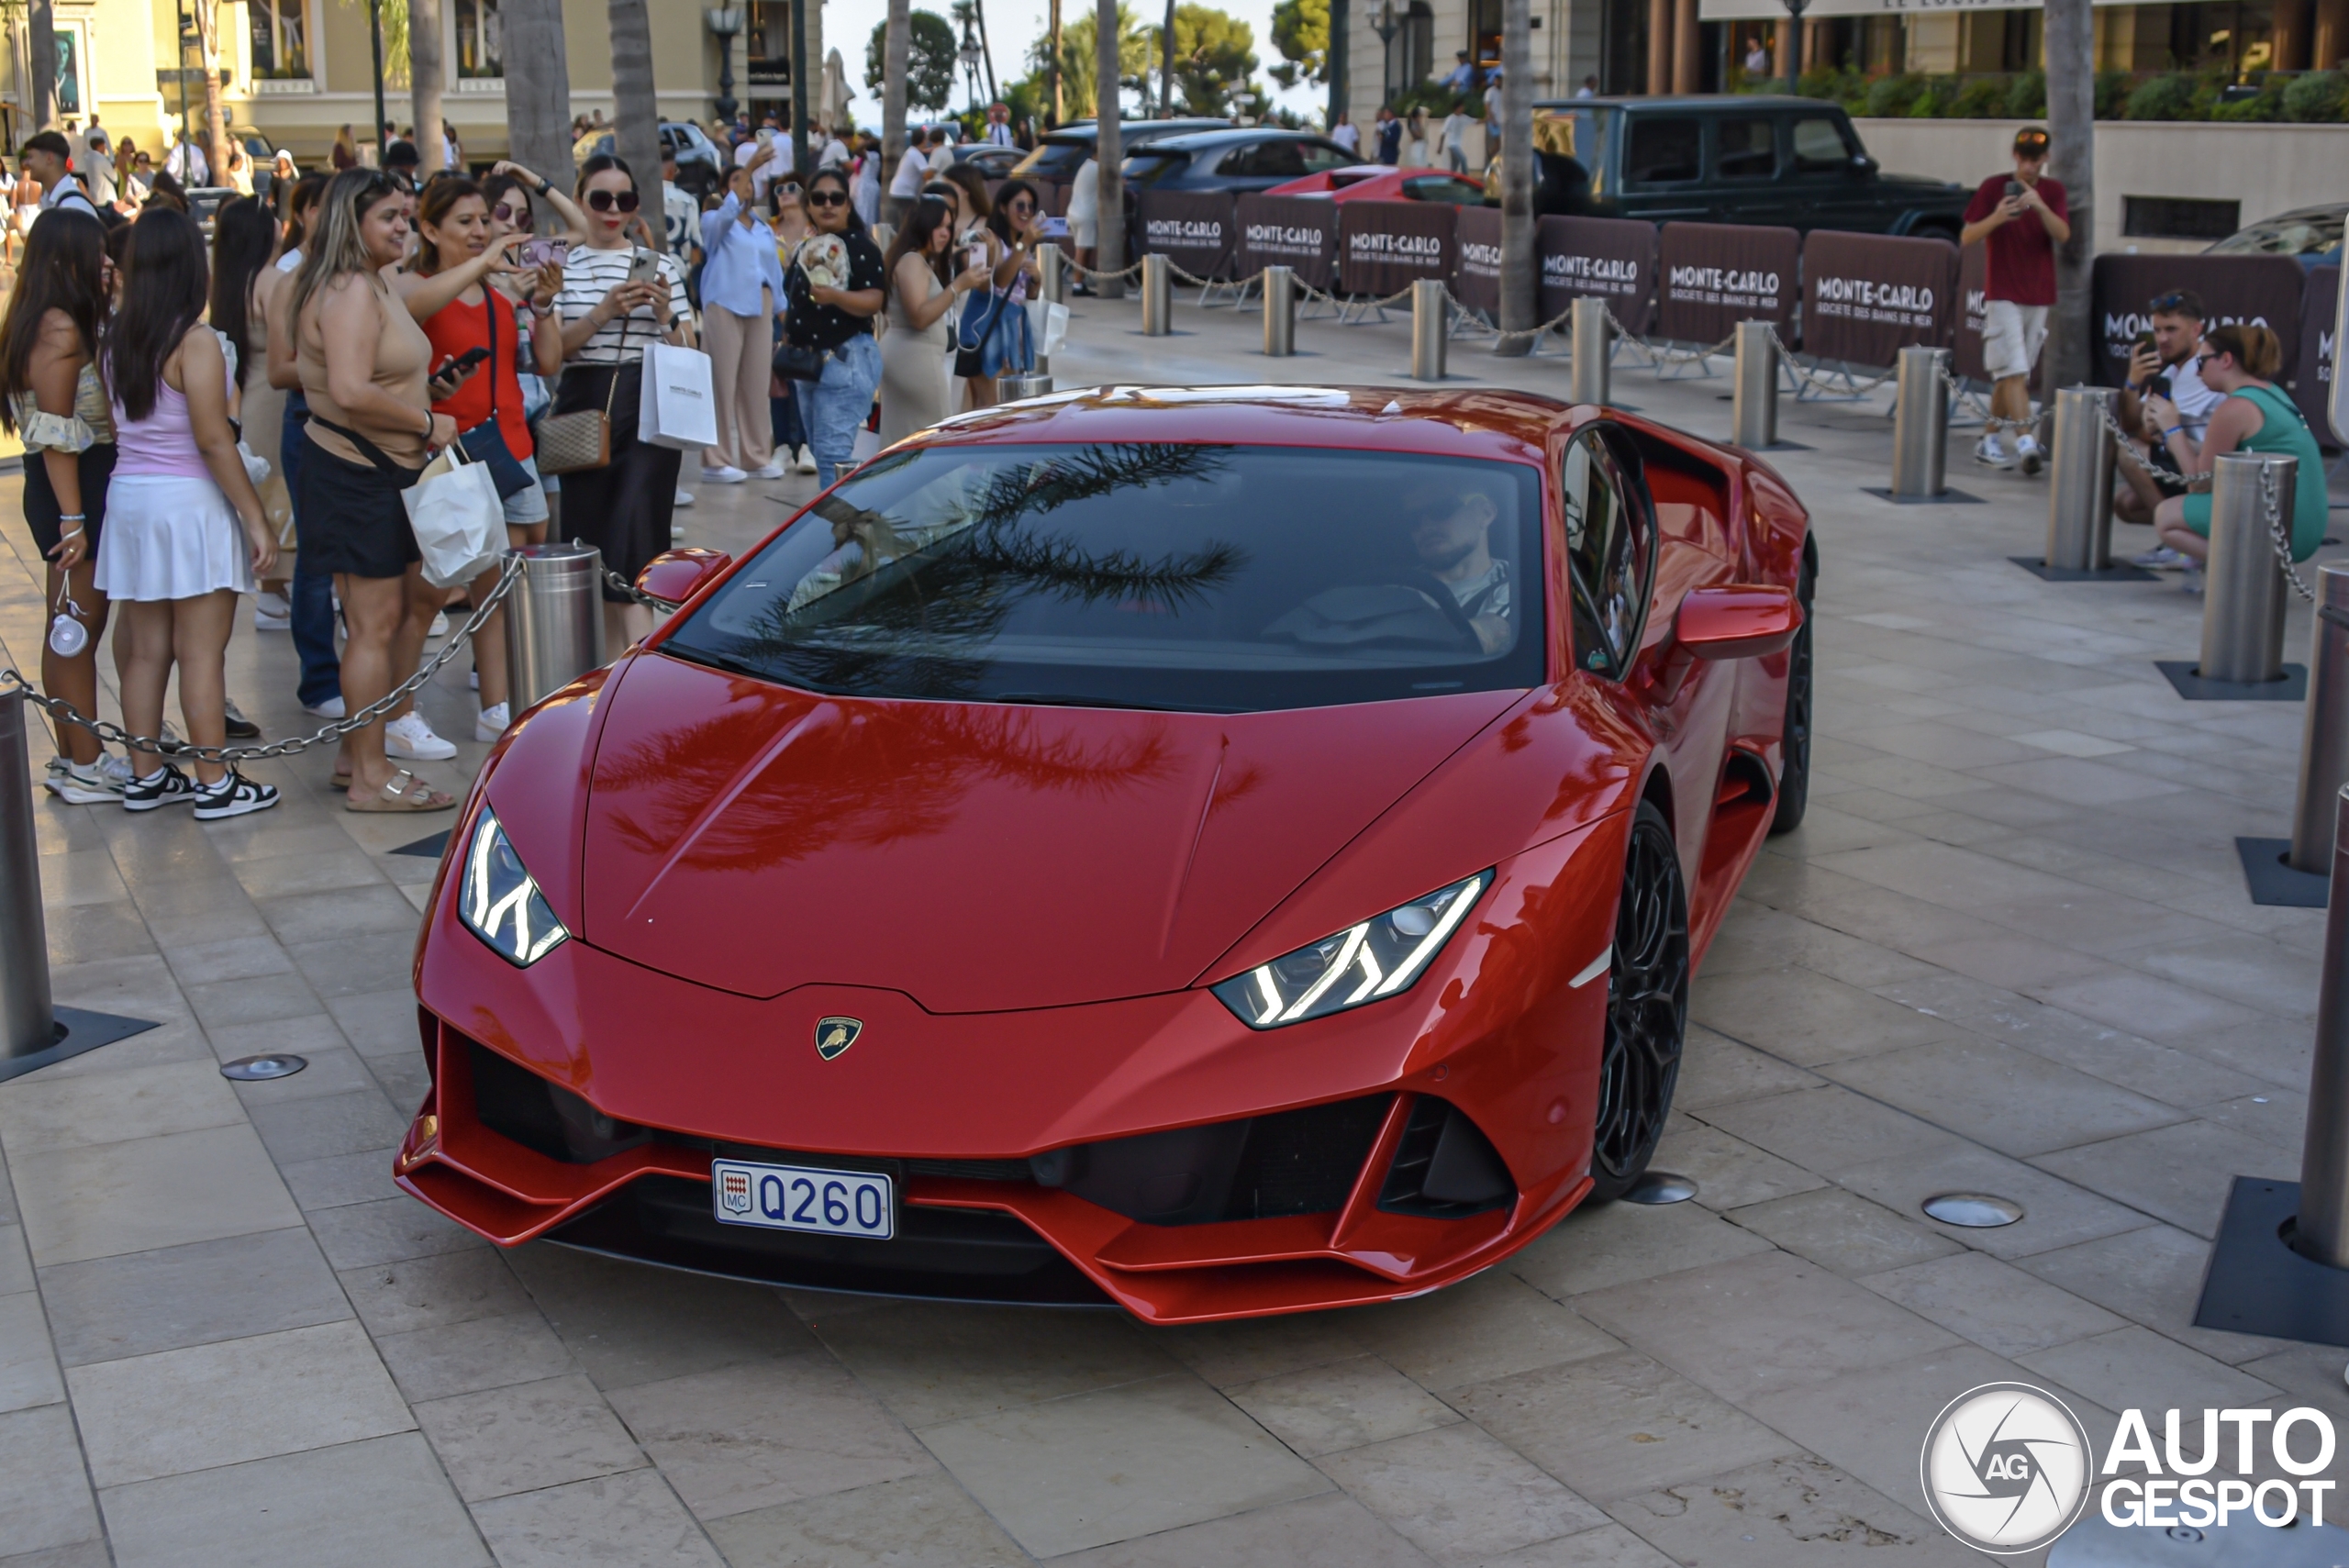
1408,479,1514,654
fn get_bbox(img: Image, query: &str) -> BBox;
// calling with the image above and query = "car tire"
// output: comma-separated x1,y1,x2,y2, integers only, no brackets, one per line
1585,798,1690,1206
1768,537,1817,836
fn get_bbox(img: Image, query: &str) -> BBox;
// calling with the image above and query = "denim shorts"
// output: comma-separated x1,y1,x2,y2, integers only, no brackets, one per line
505,453,551,527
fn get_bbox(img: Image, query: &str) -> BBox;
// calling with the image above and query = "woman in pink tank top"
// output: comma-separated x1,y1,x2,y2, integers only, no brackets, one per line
93,209,281,819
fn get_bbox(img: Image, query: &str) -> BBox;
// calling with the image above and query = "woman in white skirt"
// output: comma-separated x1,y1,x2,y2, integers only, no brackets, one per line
96,209,281,818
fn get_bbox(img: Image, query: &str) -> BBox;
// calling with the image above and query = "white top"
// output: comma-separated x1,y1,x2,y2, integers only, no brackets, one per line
1067,161,1099,224
275,246,303,273
551,246,693,364
817,136,849,168
927,144,953,175
662,181,700,255
985,123,1016,148
891,148,928,198
1331,123,1359,153
2165,351,2224,440
39,175,99,217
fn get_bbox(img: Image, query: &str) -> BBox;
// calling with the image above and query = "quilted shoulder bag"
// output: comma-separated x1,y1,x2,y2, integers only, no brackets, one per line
532,264,636,475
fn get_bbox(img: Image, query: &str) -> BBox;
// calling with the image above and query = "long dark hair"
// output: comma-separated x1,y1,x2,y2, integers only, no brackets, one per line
208,196,276,389
883,196,954,287
145,170,190,213
282,170,328,250
805,164,866,236
987,178,1040,246
0,207,107,434
106,209,210,423
413,175,484,275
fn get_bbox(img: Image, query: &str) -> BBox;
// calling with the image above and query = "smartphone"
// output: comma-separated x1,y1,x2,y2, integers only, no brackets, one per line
2003,179,2023,200
446,346,493,372
626,249,660,288
518,236,569,270
2149,373,2173,400
966,242,988,272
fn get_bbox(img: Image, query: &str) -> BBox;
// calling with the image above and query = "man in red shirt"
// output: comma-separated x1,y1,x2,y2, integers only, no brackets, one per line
1959,126,2072,473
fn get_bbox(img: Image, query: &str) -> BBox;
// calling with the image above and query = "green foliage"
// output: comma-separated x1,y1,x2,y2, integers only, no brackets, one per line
2094,69,2132,117
2124,72,2199,119
867,10,960,112
1795,62,1845,101
2003,69,2044,117
1268,0,1326,90
1025,4,1153,118
2283,70,2346,121
1905,76,1952,117
1949,75,2009,117
1169,4,1259,115
1863,72,1920,117
1386,81,1477,117
2214,81,2286,120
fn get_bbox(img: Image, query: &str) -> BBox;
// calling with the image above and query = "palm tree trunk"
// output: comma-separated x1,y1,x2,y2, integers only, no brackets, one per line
502,0,574,219
883,0,909,224
1494,0,1533,355
607,0,663,244
1161,0,1174,115
1049,0,1063,122
412,0,446,171
193,0,230,186
28,0,55,130
2042,0,2095,391
975,0,998,102
1095,0,1124,298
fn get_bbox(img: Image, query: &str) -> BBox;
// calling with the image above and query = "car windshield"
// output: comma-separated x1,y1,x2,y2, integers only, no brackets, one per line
1123,150,1188,187
1014,139,1091,178
2208,207,2345,257
663,442,1548,712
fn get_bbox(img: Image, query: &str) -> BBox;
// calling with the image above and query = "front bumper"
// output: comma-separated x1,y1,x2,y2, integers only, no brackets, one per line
399,820,1618,1323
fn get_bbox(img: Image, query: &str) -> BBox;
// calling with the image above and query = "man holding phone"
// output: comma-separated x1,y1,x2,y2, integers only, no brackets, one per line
2114,289,2222,556
1959,126,2071,475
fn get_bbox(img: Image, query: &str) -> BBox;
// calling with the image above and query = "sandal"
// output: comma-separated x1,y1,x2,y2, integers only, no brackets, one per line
345,769,457,813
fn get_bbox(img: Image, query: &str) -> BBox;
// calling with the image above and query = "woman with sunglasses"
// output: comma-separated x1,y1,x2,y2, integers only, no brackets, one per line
551,153,695,650
879,195,991,446
780,165,885,488
2141,323,2329,585
484,159,589,490
698,142,789,484
978,177,1043,389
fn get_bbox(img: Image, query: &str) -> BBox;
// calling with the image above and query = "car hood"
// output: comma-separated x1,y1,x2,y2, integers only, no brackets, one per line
576,652,1521,1013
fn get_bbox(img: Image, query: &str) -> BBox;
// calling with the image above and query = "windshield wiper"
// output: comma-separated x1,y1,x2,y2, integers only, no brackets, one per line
990,691,1243,715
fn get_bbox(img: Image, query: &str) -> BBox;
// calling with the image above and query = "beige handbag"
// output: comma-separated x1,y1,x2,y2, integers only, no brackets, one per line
532,286,635,475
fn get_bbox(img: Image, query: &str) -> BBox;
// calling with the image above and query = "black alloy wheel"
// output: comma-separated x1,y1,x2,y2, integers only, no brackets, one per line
1586,799,1690,1205
1768,538,1817,836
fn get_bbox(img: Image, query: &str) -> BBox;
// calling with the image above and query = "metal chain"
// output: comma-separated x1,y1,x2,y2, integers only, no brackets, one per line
1,556,523,765
604,568,678,612
2092,399,2162,478
1762,326,1897,398
1932,357,2042,438
1600,304,1733,370
2260,457,2318,604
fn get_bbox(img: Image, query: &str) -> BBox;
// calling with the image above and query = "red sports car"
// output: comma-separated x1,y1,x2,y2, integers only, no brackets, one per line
1264,164,1492,207
397,386,1814,1323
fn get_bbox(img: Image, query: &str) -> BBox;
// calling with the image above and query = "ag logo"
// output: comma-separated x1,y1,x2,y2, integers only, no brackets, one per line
718,1168,752,1214
814,1017,863,1061
1920,1382,2092,1554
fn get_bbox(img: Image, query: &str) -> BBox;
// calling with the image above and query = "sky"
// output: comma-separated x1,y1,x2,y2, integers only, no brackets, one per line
823,0,1328,131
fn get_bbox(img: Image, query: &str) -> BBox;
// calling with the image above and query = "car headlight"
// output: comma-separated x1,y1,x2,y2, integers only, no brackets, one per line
458,809,570,966
1212,871,1491,1029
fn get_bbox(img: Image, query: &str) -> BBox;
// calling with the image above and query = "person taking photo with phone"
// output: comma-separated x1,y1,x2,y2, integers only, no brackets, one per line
2113,289,2223,560
698,140,788,484
1958,126,2070,475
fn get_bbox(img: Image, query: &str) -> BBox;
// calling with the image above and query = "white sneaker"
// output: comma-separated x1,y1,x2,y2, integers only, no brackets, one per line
252,590,291,631
700,464,748,484
751,460,786,480
2181,564,2206,595
44,758,125,804
384,712,458,761
2132,546,2187,570
794,448,818,474
426,611,451,639
673,487,696,508
474,701,510,742
1973,435,2012,467
302,695,347,719
2015,434,2044,476
95,753,134,790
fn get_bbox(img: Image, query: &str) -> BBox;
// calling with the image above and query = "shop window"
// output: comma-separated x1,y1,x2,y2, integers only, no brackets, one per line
455,0,501,77
250,0,309,79
749,0,794,84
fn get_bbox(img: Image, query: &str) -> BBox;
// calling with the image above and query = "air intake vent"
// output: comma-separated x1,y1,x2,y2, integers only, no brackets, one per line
467,1041,651,1164
1378,1096,1515,1218
1036,1095,1392,1225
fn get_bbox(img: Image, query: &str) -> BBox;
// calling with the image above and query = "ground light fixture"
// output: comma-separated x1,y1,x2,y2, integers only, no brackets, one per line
1923,1192,2025,1228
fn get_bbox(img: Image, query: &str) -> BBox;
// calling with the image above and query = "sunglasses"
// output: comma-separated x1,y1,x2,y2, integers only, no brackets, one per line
777,181,803,195
585,188,640,212
492,203,529,224
2148,292,2199,315
805,189,848,207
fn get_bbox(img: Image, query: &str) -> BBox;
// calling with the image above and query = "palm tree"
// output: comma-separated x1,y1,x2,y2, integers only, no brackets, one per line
608,0,663,241
884,0,910,223
1494,0,1534,356
2043,0,2095,389
28,0,55,128
411,0,446,171
1095,0,1123,299
502,0,574,209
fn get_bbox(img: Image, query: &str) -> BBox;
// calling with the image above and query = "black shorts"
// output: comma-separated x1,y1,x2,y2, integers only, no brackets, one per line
22,442,116,558
296,432,421,579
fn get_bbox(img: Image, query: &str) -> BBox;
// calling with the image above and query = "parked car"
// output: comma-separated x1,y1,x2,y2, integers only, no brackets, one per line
1121,129,1357,195
1267,164,1488,206
1521,95,1969,239
1010,118,1232,182
2205,203,2345,269
952,144,1028,179
573,121,728,199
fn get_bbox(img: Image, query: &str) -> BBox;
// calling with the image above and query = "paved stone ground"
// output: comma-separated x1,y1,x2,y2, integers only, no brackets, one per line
0,291,2344,1567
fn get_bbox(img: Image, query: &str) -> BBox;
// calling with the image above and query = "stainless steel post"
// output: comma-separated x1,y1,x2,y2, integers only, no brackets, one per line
2298,784,2349,1266
1000,373,1054,400
1410,280,1447,381
1731,319,1776,449
1037,245,1063,374
1263,265,1296,357
505,542,608,712
2044,385,2118,571
1890,346,1948,499
0,691,54,1062
2199,452,2296,686
2290,564,2349,873
1141,252,1171,336
1570,296,1609,406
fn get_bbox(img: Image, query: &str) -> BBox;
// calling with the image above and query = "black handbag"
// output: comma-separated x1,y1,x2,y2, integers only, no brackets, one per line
773,340,828,383
457,294,536,499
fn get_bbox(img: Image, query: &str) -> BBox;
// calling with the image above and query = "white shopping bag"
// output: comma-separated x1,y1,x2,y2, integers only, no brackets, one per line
402,443,505,589
638,340,719,452
1027,299,1070,361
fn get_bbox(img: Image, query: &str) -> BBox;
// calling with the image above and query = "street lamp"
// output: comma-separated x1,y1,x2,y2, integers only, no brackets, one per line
1781,0,1808,94
958,12,985,112
706,6,742,125
1369,0,1399,107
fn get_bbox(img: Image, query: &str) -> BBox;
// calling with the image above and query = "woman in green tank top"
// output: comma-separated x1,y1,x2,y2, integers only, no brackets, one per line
2144,321,2330,567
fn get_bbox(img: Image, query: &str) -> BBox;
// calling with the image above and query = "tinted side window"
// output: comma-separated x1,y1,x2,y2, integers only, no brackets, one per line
1561,431,1651,676
1714,118,1776,181
1791,117,1854,172
1230,140,1308,178
1300,141,1354,174
1623,118,1699,184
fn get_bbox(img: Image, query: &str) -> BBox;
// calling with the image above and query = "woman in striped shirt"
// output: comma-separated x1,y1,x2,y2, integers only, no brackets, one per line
550,153,695,649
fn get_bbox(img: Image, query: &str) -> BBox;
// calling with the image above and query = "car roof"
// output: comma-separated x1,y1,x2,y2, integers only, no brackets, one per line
1042,118,1230,142
912,384,1571,462
1530,94,1827,111
1135,128,1341,152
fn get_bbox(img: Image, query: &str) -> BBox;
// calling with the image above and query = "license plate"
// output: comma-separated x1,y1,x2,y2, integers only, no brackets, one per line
710,1159,894,1240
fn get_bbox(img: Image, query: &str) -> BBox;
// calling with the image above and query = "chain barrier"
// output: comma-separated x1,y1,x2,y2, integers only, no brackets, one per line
2260,457,2318,604
604,568,678,612
2,556,523,765
1761,326,1898,400
1932,357,2043,439
1599,305,1733,372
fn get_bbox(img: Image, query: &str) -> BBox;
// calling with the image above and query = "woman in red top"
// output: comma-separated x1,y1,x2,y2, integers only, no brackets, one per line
392,176,564,741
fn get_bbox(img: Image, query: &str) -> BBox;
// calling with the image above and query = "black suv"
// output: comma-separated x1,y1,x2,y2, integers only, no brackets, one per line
1527,95,1969,239
1011,118,1234,182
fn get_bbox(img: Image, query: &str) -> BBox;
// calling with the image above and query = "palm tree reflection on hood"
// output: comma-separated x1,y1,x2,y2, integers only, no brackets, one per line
723,443,1251,701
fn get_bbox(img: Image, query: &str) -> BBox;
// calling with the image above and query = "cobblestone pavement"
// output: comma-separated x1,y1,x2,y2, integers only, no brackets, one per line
0,291,2343,1566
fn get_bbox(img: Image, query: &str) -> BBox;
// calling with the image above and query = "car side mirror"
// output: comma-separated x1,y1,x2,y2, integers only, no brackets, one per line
1676,584,1800,660
1851,154,1875,175
636,548,733,606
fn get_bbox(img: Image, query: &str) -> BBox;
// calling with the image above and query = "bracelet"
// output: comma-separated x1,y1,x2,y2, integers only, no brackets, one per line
422,408,437,439
57,512,84,522
537,178,551,198
2164,427,2184,438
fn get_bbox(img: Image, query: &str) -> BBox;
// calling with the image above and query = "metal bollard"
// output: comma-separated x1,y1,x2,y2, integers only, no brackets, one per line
505,542,609,712
1890,346,1949,499
2199,451,2298,686
2290,564,2349,873
1570,296,1609,406
1410,281,1447,382
2044,385,2118,571
2299,784,2349,1267
1039,243,1064,306
1000,373,1053,400
1141,253,1171,336
0,691,53,1063
1731,319,1776,449
1263,265,1296,357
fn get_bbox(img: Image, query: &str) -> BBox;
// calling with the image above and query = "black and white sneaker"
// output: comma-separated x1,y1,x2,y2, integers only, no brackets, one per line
122,764,198,812
192,771,280,821
223,699,261,740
